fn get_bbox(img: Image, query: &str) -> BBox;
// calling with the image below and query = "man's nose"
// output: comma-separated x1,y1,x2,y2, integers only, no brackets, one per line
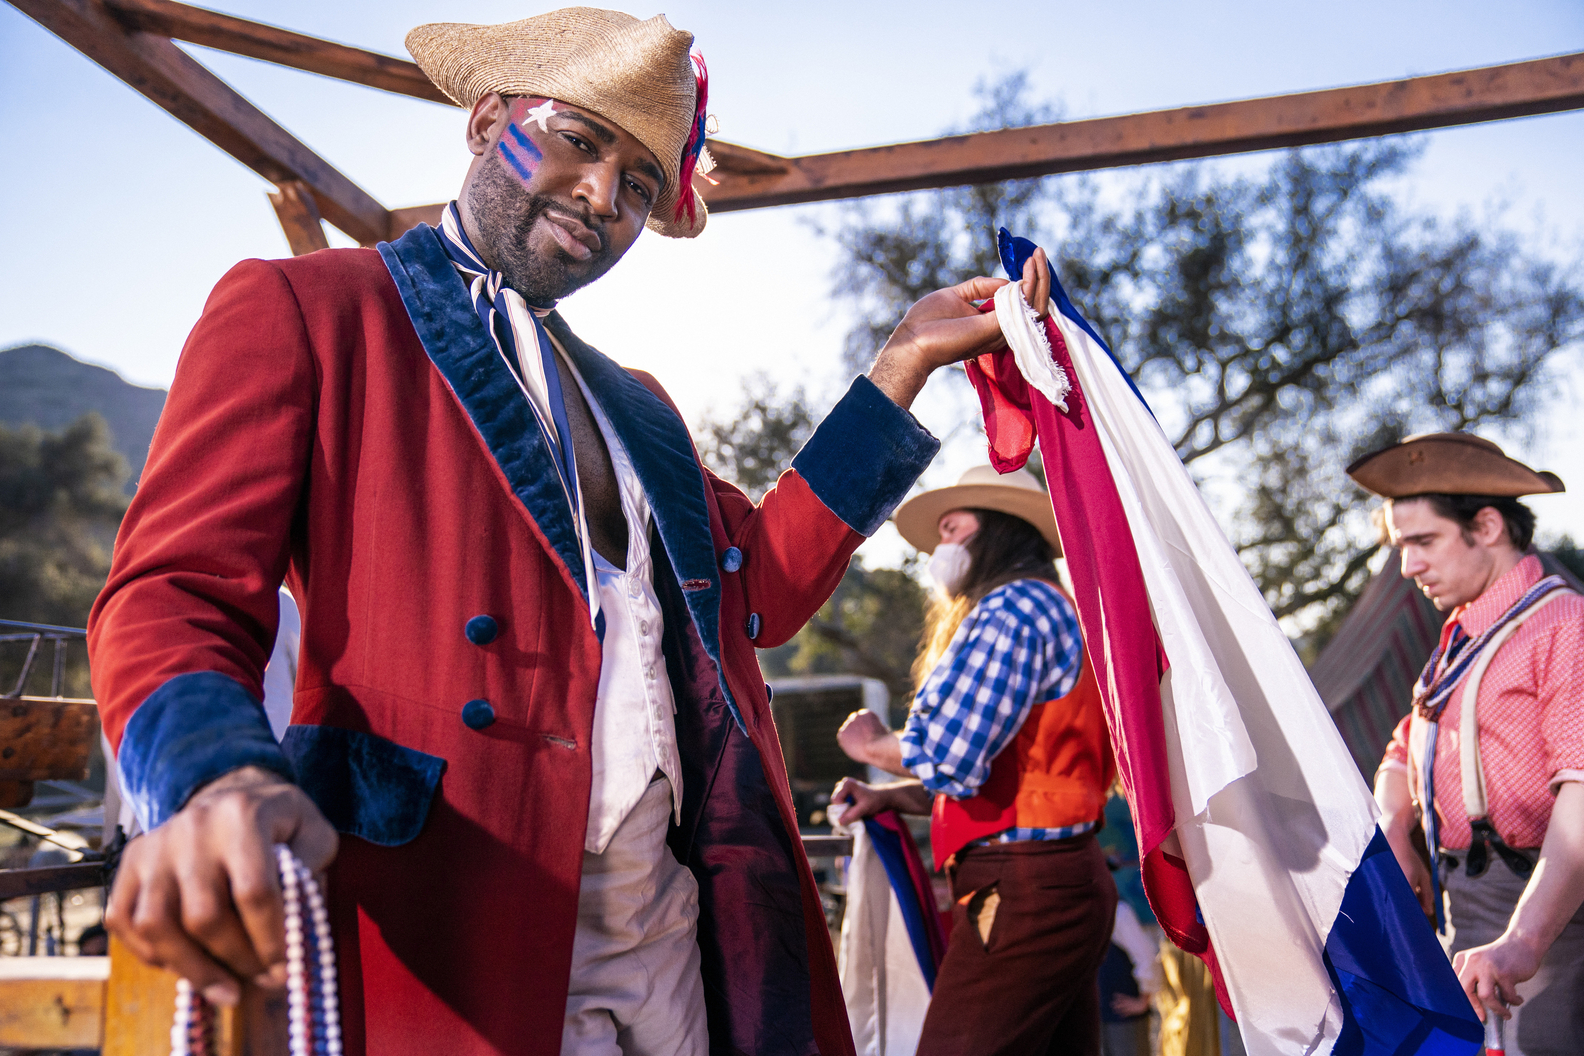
1399,550,1425,577
574,164,620,220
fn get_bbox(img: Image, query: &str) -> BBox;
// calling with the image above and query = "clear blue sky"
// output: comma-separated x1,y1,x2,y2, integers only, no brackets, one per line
3,0,1582,546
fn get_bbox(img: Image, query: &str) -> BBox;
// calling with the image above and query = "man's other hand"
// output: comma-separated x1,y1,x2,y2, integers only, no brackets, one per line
105,766,338,1006
1453,936,1536,1023
867,248,1052,410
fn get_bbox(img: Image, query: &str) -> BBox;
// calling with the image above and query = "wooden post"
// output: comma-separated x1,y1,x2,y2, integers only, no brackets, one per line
268,180,330,256
104,935,288,1054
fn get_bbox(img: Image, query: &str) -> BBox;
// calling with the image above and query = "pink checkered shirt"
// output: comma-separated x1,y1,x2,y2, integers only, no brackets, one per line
1380,554,1584,850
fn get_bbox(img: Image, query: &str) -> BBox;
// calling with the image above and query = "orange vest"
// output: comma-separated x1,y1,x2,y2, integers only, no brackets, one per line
930,655,1115,864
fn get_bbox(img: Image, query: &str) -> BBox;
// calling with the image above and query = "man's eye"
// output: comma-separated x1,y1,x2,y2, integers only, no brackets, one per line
563,133,593,155
628,178,653,204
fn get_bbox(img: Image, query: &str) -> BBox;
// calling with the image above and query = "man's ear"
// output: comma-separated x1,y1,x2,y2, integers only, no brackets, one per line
1471,505,1509,549
466,93,507,157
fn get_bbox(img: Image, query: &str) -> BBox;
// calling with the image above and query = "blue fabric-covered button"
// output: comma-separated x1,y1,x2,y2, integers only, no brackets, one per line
461,699,496,730
720,546,743,573
746,613,762,640
465,615,499,645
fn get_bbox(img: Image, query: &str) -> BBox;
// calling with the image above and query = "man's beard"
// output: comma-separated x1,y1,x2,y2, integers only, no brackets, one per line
466,153,620,303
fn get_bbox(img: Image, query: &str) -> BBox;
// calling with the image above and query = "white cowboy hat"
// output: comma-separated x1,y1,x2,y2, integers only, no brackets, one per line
893,465,1062,556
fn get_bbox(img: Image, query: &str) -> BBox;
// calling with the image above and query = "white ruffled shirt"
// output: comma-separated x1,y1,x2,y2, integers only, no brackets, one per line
556,340,683,854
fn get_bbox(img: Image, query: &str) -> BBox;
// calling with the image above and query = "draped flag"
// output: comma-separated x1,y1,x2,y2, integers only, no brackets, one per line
963,229,1482,1055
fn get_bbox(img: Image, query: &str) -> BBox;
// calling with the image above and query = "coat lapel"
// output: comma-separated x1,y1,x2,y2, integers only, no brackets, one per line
547,315,744,732
377,225,587,599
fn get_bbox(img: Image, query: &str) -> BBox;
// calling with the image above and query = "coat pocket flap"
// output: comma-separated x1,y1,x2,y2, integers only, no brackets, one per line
280,725,446,847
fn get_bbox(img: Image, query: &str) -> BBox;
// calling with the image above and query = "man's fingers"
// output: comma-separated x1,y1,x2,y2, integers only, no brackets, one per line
219,837,287,988
952,275,1009,303
131,870,241,1006
177,863,268,984
1020,249,1052,320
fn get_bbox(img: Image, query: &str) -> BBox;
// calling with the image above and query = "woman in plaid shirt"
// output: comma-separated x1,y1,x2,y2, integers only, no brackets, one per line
834,465,1118,1056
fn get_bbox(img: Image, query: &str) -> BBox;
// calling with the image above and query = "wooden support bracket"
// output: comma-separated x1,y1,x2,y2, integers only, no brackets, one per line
268,181,330,256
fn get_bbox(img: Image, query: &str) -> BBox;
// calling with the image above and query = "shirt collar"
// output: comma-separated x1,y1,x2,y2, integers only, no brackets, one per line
1456,553,1542,637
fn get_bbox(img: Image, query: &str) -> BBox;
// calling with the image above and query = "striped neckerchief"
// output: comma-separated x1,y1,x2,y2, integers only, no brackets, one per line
435,202,600,631
1411,570,1568,930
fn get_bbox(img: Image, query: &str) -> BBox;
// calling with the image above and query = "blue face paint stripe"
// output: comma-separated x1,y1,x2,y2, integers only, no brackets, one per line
499,123,542,182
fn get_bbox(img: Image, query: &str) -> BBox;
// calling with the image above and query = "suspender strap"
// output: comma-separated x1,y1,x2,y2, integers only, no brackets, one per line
1453,586,1571,880
1457,586,1570,819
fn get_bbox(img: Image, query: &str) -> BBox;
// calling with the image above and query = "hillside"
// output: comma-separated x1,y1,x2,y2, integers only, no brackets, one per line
0,343,167,484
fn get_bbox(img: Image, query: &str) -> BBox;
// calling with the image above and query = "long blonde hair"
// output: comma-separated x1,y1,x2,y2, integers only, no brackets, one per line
911,509,1059,693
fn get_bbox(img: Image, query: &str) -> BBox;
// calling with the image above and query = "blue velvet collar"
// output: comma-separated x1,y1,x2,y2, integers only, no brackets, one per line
378,225,741,730
378,224,586,597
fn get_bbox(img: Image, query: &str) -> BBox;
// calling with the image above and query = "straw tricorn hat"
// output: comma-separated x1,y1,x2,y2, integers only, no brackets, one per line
1346,432,1565,498
406,8,709,238
894,465,1062,556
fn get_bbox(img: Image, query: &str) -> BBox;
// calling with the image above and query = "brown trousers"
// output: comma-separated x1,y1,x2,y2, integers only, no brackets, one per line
917,834,1118,1056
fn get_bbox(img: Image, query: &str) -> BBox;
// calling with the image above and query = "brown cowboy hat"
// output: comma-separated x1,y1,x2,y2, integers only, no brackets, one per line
894,465,1062,556
407,8,709,238
1345,432,1565,498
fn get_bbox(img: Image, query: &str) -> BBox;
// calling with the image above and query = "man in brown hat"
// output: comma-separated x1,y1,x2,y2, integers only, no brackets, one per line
1351,433,1584,1054
87,9,1049,1055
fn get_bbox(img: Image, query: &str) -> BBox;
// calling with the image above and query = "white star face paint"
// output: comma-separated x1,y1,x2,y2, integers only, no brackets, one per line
525,98,558,133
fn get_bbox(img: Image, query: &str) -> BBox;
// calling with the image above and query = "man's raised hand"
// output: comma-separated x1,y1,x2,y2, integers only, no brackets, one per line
104,766,337,1006
867,247,1052,410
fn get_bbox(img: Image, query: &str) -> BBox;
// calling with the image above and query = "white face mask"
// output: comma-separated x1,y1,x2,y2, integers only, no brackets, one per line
927,542,972,598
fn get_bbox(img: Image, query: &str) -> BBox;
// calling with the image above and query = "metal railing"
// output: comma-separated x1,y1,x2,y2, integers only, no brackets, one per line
0,618,88,699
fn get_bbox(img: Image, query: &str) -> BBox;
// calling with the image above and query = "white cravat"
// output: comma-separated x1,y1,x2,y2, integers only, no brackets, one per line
553,339,683,854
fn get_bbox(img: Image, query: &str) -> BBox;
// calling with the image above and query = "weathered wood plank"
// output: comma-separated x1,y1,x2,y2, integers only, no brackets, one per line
0,957,108,1050
102,0,451,104
104,935,289,1055
0,697,97,781
0,862,105,900
9,0,390,245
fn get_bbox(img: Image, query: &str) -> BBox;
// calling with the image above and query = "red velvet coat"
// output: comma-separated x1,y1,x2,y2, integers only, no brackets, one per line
88,224,938,1055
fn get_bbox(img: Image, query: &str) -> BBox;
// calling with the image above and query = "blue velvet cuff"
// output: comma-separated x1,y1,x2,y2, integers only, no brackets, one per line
117,671,294,832
280,725,445,847
793,375,940,536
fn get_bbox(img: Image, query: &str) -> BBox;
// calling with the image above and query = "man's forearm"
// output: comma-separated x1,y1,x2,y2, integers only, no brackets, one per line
1503,782,1584,956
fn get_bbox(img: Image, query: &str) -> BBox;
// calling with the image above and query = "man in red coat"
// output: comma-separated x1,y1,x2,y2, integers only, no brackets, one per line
88,9,1029,1056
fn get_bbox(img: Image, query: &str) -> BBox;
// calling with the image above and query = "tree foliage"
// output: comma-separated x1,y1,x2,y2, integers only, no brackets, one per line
824,75,1584,642
0,413,128,696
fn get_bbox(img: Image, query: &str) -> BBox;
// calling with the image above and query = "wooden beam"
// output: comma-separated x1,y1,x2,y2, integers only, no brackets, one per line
101,0,452,105
694,51,1584,212
8,0,391,245
0,862,105,901
268,181,330,255
384,51,1584,237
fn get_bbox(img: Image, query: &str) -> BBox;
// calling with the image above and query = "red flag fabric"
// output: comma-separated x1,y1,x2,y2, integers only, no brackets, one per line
964,309,1231,1013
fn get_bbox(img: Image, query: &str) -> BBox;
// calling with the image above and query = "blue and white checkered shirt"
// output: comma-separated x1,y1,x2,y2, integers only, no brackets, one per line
900,578,1088,844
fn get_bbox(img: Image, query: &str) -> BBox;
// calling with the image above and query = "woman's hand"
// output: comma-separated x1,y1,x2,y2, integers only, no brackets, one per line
830,776,934,826
837,710,909,775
